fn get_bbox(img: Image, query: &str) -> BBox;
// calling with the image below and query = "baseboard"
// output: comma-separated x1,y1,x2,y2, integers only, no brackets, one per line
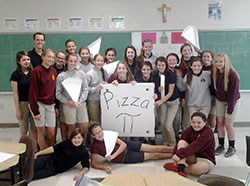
0,123,19,128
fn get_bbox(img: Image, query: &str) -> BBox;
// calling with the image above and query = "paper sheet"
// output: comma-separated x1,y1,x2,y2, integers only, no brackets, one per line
88,37,102,57
171,32,186,44
103,130,119,157
0,152,15,163
62,77,82,102
141,32,157,44
181,25,200,49
160,75,165,99
103,60,119,78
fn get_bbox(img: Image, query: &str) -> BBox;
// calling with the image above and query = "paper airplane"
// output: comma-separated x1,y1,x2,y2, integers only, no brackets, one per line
181,25,200,49
62,77,82,102
88,37,102,57
103,60,119,78
103,130,119,157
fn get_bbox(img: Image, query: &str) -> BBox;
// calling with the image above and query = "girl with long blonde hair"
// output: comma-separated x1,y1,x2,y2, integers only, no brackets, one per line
213,53,240,158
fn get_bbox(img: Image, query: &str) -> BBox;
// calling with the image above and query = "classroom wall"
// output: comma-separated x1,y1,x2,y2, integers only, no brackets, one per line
1,0,250,32
1,0,250,124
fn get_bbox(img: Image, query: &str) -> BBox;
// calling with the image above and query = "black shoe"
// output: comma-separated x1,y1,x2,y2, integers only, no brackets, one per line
224,147,236,158
150,140,156,145
213,126,217,133
215,145,224,155
143,139,149,144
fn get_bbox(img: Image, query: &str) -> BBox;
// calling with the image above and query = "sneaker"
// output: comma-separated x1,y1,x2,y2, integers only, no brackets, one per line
178,172,186,177
215,145,224,155
163,163,177,172
224,147,236,158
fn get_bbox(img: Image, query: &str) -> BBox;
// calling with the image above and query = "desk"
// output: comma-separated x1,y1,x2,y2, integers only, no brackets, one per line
0,141,26,154
0,141,26,184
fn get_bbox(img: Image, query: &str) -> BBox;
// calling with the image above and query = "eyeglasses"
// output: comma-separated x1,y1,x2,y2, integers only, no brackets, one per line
57,57,65,60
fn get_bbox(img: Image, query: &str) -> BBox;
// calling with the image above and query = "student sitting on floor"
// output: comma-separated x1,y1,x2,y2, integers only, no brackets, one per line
88,123,173,174
164,111,215,177
33,128,89,181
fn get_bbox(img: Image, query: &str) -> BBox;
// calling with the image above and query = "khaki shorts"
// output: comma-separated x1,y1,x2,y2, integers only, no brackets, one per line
215,99,239,119
32,102,56,128
209,97,216,115
18,102,36,132
197,157,215,172
188,105,210,118
62,102,89,124
209,105,216,115
87,101,101,123
58,103,65,123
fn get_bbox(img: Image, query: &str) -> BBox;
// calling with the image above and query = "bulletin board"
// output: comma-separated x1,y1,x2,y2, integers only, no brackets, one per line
132,31,185,58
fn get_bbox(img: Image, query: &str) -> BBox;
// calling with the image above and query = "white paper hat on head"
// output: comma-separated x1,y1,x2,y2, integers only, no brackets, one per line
181,25,200,50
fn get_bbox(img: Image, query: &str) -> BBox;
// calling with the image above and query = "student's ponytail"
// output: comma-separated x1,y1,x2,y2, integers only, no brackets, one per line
100,67,106,81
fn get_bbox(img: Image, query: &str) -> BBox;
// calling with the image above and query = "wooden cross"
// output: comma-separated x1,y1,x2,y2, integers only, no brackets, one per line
158,4,171,23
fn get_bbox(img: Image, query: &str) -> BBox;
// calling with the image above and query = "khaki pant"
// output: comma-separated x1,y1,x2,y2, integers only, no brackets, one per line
159,99,179,146
181,104,190,131
19,102,35,132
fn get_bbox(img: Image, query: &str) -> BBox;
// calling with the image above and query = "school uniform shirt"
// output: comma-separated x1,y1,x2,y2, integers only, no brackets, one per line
86,68,108,101
56,69,88,104
215,71,240,114
90,139,126,163
174,125,216,165
28,48,42,68
53,140,89,173
179,71,212,107
143,53,157,71
127,61,141,78
29,65,57,116
178,57,195,78
77,62,94,74
153,70,180,101
108,74,127,83
10,71,30,102
203,64,213,73
52,63,65,75
135,76,152,83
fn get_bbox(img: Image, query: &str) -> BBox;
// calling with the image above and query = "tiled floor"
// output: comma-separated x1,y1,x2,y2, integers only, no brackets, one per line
0,126,249,186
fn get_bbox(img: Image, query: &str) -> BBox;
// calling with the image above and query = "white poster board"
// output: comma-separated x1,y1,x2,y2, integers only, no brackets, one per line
100,83,155,137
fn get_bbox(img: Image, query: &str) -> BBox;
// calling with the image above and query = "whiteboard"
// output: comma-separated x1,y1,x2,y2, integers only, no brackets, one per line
100,83,155,137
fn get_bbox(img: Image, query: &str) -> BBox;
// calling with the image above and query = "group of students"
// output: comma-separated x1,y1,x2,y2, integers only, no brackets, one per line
10,32,240,181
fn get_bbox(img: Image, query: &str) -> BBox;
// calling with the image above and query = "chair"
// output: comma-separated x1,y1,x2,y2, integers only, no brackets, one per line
198,174,245,186
13,179,28,186
245,136,250,186
18,135,36,183
198,135,250,186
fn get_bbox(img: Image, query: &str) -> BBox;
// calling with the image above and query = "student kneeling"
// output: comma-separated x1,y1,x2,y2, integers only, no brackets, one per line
164,112,215,177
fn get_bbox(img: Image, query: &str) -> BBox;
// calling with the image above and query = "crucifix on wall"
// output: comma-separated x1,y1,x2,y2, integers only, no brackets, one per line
158,4,171,23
